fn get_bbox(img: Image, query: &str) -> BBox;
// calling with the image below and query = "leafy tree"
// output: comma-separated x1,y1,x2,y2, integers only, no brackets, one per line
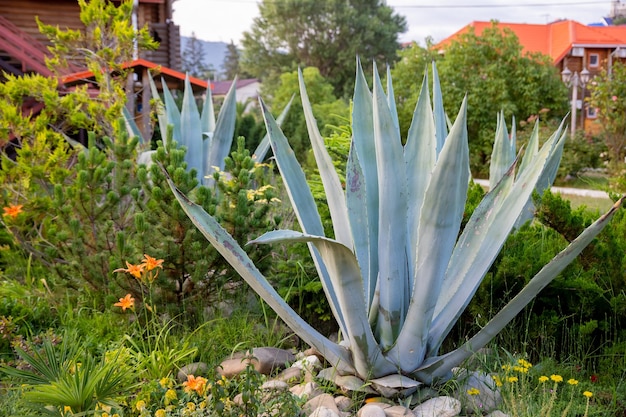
392,22,569,176
240,0,406,98
181,32,216,80
587,62,626,171
269,67,349,162
222,40,248,80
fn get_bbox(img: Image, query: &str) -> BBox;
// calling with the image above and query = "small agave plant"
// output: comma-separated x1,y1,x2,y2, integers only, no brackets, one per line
166,61,623,392
136,74,293,183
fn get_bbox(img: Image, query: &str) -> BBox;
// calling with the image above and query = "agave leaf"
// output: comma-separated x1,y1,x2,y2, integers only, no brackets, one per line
489,112,513,189
346,142,374,306
298,68,351,247
180,76,203,182
161,77,181,145
200,80,216,175
416,197,624,383
148,74,169,150
517,119,540,175
259,98,349,338
166,175,356,375
250,230,397,379
390,97,469,371
386,65,400,138
432,62,447,155
428,126,562,355
404,71,436,283
252,94,295,162
206,76,237,181
351,59,380,315
122,106,144,145
372,62,408,348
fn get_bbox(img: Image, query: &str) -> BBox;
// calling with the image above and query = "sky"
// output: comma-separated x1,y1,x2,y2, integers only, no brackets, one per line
172,0,613,46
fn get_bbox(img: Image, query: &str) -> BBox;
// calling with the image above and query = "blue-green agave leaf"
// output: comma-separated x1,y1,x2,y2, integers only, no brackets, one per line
122,106,144,145
432,62,447,155
259,98,348,338
489,112,513,189
517,119,540,175
390,96,469,372
415,197,624,383
386,65,400,138
180,76,203,182
166,177,356,375
372,62,408,348
206,76,237,180
428,125,561,355
404,71,436,283
161,77,181,145
148,74,169,150
351,59,380,314
250,230,397,379
298,68,351,247
252,94,295,162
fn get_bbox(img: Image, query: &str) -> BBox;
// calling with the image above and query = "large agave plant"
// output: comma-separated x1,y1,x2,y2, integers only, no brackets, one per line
167,62,623,390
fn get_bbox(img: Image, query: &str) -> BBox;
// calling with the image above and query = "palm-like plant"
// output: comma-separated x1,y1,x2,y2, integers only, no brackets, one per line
167,62,623,391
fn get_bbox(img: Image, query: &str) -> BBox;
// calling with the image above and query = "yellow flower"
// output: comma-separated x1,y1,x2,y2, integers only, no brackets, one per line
63,405,73,415
501,364,511,372
513,365,529,373
186,402,196,411
182,374,208,395
159,377,172,389
539,376,549,383
135,400,147,411
3,204,23,219
550,374,563,383
466,388,480,396
102,414,109,417
113,293,135,311
568,378,579,385
583,391,593,398
114,261,144,279
507,376,518,383
155,409,166,417
141,254,164,271
165,388,178,405
491,375,503,387
517,358,532,369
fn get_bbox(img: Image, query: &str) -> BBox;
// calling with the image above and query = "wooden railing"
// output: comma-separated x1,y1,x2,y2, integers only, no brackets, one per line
0,14,51,76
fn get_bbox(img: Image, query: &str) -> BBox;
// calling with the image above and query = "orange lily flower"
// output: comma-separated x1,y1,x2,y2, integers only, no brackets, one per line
113,261,144,279
141,254,164,271
114,294,135,311
3,204,23,219
182,374,208,395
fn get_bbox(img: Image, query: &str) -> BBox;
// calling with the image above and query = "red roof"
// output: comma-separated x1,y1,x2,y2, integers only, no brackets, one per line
436,20,626,64
61,59,209,91
212,78,259,96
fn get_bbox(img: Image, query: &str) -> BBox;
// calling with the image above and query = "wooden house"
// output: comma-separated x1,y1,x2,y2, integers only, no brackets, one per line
435,20,626,135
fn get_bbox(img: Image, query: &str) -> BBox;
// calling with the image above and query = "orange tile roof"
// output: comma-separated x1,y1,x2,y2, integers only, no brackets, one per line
61,58,209,90
436,20,626,65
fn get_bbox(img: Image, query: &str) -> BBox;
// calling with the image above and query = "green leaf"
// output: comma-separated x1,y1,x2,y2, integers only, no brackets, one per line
206,76,237,180
252,94,294,162
180,76,203,182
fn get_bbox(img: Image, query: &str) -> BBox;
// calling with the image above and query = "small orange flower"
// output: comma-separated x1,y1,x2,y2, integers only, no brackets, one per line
3,204,23,219
182,374,208,395
113,261,144,279
141,254,163,271
114,294,135,311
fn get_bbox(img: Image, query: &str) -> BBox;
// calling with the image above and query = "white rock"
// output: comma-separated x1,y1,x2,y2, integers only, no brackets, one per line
485,411,510,417
310,406,340,417
357,404,389,417
413,396,461,417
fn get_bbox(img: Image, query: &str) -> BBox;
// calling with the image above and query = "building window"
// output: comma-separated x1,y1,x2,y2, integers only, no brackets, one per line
589,53,600,68
587,107,597,119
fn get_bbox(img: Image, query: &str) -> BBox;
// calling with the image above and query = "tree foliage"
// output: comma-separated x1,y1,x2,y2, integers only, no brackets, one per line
181,32,216,80
240,0,406,98
587,61,626,170
392,22,569,176
222,41,247,80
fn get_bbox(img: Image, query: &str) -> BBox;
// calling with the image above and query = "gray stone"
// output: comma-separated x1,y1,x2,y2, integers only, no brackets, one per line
292,355,323,372
274,366,304,384
177,362,208,383
334,395,352,412
454,368,502,414
304,393,340,416
217,347,296,378
413,396,461,417
261,380,289,391
357,404,389,417
384,405,415,417
485,411,509,417
290,381,323,399
310,406,340,417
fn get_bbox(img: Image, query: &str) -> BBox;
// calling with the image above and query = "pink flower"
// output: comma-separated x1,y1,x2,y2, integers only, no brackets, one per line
612,95,618,102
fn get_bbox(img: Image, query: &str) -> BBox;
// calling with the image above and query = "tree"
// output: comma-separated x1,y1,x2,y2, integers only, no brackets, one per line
222,40,248,80
240,0,406,98
392,22,569,176
588,62,626,171
181,32,216,80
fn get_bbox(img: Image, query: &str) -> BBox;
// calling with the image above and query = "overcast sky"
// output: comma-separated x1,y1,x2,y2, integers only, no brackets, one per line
172,0,612,46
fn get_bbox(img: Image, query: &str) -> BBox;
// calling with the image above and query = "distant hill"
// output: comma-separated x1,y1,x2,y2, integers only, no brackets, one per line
180,37,228,78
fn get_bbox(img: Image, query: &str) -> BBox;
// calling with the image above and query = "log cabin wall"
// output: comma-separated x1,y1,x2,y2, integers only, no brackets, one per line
0,0,181,72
